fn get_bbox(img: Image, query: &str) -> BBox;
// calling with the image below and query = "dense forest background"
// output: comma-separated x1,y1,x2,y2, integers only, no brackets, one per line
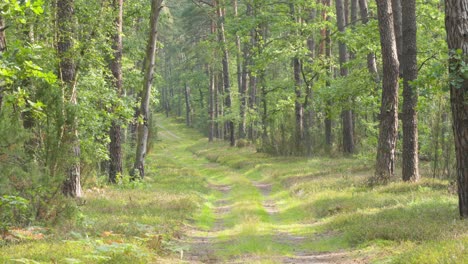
1,0,468,242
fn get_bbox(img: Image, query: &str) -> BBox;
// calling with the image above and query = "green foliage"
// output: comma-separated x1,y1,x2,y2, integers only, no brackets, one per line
0,195,30,232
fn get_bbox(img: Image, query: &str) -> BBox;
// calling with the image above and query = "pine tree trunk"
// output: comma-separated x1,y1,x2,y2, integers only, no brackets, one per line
445,0,468,218
401,0,419,182
0,15,6,111
108,0,124,183
57,0,82,198
336,0,355,154
247,3,258,141
290,4,305,154
391,0,402,71
132,0,163,179
184,83,192,127
209,66,215,142
215,1,235,146
373,0,400,184
323,0,333,149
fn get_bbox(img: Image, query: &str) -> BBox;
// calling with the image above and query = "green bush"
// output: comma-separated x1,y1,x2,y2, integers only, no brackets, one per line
0,195,30,232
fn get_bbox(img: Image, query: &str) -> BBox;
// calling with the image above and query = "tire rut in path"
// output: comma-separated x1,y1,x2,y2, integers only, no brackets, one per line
251,181,354,264
182,182,232,263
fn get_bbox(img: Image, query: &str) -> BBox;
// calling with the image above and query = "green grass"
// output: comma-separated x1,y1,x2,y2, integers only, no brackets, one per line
1,115,467,263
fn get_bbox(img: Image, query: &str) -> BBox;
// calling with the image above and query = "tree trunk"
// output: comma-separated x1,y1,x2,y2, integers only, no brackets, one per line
391,0,402,73
304,6,317,156
373,0,400,184
290,4,305,154
215,0,235,146
323,0,333,149
108,0,124,184
132,0,163,179
0,15,6,111
336,0,355,154
209,66,215,142
248,3,258,141
57,0,82,198
445,0,468,218
401,0,419,182
184,83,192,127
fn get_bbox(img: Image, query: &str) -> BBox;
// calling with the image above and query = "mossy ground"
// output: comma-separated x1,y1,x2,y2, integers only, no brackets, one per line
1,114,467,263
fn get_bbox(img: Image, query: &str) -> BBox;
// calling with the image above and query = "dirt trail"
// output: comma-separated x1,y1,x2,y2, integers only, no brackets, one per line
156,117,361,263
252,181,354,264
182,182,233,263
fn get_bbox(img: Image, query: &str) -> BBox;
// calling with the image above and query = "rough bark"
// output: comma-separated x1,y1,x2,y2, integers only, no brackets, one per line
445,0,468,218
373,0,400,184
0,16,5,52
215,1,235,146
401,0,419,182
336,0,355,154
108,0,124,183
132,0,163,179
57,0,82,198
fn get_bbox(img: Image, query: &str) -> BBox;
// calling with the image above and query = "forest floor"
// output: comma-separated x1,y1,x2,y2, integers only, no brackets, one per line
1,115,468,263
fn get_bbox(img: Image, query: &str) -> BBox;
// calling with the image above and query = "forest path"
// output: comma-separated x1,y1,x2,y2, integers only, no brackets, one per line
155,115,359,264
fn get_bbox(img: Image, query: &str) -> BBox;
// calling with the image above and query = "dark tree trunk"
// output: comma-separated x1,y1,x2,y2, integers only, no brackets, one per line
248,4,258,141
0,15,6,111
336,0,355,154
133,0,163,179
57,0,82,197
215,1,235,146
445,0,468,218
108,0,123,184
293,57,304,152
184,83,192,127
323,0,333,148
290,4,305,154
209,67,215,142
401,0,419,182
304,6,317,156
373,0,400,184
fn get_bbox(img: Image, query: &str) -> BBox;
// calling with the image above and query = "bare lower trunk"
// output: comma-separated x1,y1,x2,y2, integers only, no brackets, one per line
209,67,215,142
216,1,235,146
323,0,333,148
57,0,82,197
373,0,400,184
401,0,419,182
445,0,468,218
133,0,163,179
184,83,192,127
108,0,124,183
0,15,6,111
336,0,355,154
